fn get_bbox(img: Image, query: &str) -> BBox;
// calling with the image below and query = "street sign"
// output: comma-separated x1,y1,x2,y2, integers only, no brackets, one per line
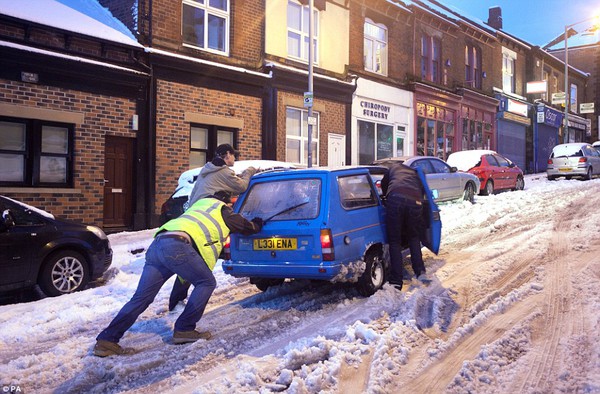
551,92,565,105
307,116,317,126
580,103,595,114
303,92,313,108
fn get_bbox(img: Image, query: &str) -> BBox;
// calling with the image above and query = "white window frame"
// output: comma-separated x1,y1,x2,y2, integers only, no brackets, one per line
364,18,388,75
182,0,230,56
287,0,319,64
502,47,517,94
285,107,319,166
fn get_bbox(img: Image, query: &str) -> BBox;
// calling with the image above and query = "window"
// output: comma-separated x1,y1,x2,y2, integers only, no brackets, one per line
541,69,550,101
239,178,321,221
182,0,229,54
421,35,441,83
287,0,319,63
570,83,578,113
416,103,455,159
0,118,73,187
358,120,393,164
338,174,378,210
502,48,516,93
465,44,482,89
462,119,492,150
286,107,319,166
189,124,236,168
364,19,387,75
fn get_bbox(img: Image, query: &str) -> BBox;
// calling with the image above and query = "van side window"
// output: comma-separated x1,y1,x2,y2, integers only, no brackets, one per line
338,174,378,209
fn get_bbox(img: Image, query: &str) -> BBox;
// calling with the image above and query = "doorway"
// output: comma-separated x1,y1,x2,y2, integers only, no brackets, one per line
103,136,134,229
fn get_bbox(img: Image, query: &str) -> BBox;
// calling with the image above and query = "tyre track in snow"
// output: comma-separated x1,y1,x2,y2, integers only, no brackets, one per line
374,186,589,392
508,194,592,393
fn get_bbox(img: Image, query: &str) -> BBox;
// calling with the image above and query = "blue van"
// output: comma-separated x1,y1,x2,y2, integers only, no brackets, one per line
222,166,440,296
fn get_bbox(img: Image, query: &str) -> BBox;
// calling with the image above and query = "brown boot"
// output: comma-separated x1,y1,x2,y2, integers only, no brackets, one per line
172,330,212,344
93,339,136,357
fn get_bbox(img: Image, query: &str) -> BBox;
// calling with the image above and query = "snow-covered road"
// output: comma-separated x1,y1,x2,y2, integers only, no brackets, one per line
1,174,599,393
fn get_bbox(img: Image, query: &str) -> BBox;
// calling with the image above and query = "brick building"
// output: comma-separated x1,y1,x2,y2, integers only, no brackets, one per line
2,0,595,231
0,1,149,231
544,28,599,143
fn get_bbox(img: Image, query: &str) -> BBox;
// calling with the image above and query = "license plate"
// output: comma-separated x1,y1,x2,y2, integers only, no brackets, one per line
559,168,572,172
253,237,297,250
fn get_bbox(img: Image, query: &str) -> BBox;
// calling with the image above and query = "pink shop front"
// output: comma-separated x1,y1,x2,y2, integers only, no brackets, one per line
413,83,498,159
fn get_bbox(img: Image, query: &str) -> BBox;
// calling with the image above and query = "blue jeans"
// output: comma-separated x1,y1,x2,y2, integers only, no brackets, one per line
385,195,425,282
97,236,217,343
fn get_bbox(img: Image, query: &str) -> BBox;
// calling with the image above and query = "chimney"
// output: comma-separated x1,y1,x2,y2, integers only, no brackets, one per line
488,7,503,30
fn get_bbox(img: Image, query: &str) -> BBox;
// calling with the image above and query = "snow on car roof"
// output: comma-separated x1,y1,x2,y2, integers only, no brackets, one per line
172,160,296,199
447,150,496,172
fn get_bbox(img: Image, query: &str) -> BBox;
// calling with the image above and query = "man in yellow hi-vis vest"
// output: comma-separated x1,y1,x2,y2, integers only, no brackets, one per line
94,191,263,357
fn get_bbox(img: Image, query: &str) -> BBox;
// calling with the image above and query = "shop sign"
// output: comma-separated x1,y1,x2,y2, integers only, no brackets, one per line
580,103,594,114
507,99,528,117
526,80,547,94
360,100,391,120
541,106,563,128
551,92,566,105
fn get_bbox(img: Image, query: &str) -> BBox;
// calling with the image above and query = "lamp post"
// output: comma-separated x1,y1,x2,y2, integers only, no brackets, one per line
563,16,599,142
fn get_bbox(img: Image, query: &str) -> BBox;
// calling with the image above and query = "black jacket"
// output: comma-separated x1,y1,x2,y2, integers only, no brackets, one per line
381,163,425,202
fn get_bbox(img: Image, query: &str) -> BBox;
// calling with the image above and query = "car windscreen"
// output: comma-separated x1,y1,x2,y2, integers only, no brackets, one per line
239,178,321,221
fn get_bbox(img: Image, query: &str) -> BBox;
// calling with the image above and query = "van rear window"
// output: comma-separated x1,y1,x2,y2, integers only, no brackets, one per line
239,178,321,221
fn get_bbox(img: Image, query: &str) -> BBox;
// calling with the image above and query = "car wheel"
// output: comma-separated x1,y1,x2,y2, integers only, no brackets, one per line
357,248,386,296
482,180,494,195
38,250,90,296
462,182,475,203
547,175,557,181
250,277,284,292
585,168,592,181
514,176,525,191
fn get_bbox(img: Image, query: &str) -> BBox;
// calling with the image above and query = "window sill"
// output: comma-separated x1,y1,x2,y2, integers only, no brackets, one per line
0,187,82,194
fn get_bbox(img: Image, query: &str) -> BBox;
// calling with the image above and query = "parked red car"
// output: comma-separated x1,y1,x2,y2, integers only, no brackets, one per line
446,150,525,195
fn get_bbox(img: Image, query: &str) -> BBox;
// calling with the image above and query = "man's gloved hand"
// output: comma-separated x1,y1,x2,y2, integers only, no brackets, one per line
251,217,264,231
242,166,258,177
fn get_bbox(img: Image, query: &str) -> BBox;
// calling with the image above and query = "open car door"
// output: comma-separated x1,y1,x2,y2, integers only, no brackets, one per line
415,166,442,255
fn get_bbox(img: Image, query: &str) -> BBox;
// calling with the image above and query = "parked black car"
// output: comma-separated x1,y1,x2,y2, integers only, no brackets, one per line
0,195,113,297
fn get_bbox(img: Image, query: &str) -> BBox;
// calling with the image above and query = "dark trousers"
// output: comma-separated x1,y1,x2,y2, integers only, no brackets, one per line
385,195,425,281
97,236,216,343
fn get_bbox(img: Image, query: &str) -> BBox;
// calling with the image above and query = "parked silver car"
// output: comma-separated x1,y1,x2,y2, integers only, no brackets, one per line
372,156,481,203
547,143,600,181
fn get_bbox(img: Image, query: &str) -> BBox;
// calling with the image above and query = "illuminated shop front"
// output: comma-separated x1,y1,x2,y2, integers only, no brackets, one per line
352,79,413,164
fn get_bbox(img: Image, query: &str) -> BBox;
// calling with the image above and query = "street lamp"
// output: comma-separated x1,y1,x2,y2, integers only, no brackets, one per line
563,16,599,142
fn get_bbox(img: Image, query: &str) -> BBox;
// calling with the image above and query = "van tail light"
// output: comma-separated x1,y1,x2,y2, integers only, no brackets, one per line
579,157,588,163
321,229,334,261
223,235,231,260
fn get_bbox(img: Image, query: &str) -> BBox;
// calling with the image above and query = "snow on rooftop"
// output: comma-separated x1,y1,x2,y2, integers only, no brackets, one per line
0,0,141,47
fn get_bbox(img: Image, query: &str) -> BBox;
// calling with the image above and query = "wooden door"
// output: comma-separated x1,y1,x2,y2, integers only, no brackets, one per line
103,136,134,229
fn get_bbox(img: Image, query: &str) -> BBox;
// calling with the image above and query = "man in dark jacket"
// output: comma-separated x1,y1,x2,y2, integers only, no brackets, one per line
94,191,263,357
381,163,427,290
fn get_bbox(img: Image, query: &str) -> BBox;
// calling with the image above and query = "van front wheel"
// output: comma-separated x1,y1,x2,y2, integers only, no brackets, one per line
357,250,386,296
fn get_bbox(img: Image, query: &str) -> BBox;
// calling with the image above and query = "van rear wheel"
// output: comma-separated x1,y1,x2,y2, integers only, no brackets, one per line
357,249,386,296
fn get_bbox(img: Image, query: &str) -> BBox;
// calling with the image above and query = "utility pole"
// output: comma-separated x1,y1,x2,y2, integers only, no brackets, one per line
307,0,314,168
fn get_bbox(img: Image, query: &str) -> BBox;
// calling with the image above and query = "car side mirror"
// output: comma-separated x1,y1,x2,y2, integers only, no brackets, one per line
450,166,458,173
1,209,15,231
